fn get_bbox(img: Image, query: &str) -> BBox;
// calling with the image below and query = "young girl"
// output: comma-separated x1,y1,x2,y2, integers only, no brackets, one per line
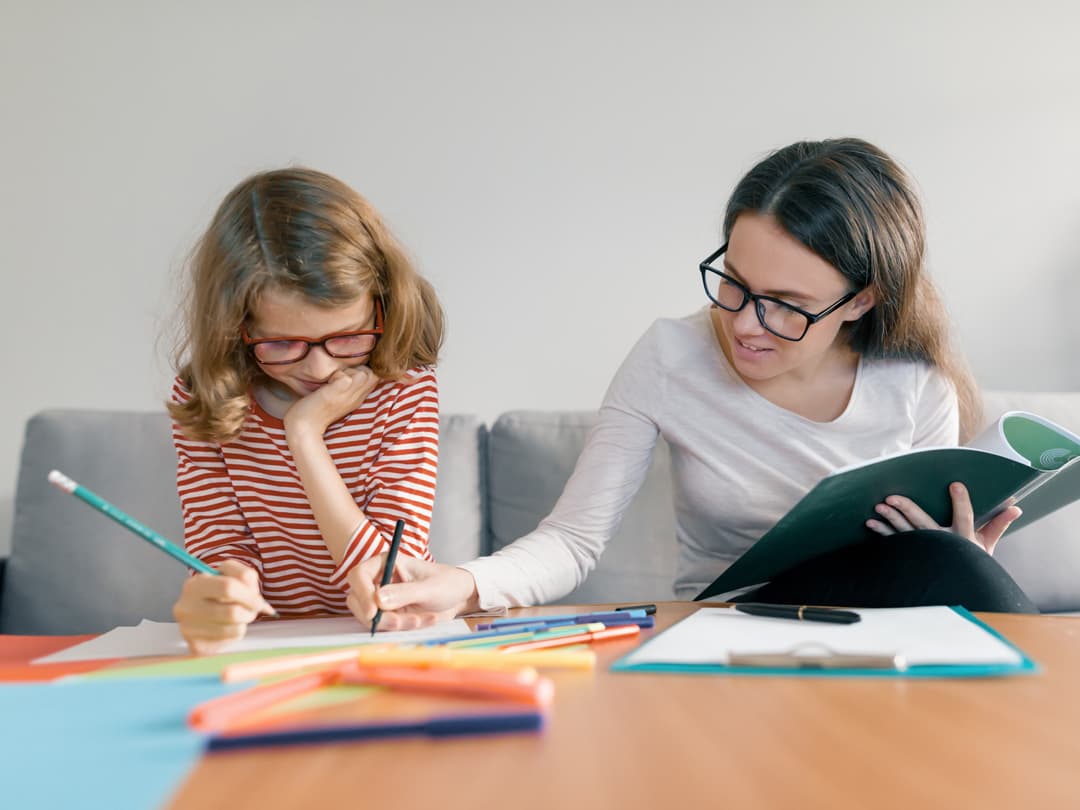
168,167,444,653
347,137,1035,629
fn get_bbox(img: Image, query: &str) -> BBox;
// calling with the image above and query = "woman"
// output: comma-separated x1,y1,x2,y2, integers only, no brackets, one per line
344,138,1035,628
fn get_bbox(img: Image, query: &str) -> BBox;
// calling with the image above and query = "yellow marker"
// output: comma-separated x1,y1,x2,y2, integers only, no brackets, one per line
222,642,596,683
353,645,596,671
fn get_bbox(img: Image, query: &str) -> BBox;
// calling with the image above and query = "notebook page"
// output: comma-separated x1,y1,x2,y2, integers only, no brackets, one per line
33,616,472,664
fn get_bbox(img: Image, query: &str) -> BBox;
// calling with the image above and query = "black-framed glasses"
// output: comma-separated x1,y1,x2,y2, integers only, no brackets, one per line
241,299,384,365
698,244,857,342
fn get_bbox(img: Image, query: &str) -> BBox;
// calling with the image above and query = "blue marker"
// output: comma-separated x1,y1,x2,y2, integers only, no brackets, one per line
477,609,648,631
420,623,551,646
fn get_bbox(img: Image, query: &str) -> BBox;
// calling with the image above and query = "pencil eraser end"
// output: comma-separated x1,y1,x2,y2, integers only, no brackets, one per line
48,470,76,493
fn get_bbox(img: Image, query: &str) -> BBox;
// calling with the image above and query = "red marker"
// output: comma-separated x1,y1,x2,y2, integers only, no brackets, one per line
189,669,337,731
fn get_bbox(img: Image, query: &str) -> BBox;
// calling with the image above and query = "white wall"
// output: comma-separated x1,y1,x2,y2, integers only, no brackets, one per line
2,0,1079,555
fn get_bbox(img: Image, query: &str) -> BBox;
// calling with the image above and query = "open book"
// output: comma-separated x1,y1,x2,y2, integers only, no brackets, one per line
696,411,1080,601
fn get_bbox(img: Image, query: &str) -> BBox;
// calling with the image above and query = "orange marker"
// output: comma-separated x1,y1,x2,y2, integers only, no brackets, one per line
336,663,555,708
498,623,640,653
221,643,596,682
189,669,339,731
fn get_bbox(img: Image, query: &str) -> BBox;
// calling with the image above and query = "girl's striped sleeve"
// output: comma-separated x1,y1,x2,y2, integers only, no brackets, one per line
170,380,263,576
329,368,439,586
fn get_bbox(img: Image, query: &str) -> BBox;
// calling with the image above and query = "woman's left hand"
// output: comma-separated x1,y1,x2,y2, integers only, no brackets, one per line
866,482,1022,555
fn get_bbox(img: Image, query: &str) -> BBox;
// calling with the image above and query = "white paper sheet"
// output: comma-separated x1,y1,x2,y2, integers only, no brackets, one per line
33,616,473,664
618,606,1024,667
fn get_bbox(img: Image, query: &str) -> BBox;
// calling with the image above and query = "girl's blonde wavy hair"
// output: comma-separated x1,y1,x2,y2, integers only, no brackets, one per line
169,167,444,444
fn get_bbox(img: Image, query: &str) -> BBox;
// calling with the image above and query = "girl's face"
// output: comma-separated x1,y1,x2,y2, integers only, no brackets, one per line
246,288,379,401
712,213,874,386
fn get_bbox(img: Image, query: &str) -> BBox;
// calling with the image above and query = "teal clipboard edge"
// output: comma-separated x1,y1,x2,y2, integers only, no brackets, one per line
609,606,1040,678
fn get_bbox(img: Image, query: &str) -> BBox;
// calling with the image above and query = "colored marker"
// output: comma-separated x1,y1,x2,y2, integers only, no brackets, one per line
420,623,550,646
190,670,337,731
47,470,275,615
448,623,606,649
221,643,596,682
499,624,640,653
478,609,647,630
222,645,395,683
614,603,657,615
337,663,555,707
207,710,545,752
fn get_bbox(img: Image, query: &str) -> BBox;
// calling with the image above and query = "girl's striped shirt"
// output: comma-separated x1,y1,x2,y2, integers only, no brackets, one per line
170,367,439,616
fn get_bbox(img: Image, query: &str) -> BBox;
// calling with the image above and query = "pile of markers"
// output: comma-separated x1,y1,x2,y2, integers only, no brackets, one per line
189,605,656,751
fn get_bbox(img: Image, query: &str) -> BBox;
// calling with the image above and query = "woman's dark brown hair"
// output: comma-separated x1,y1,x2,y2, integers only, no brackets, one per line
724,138,981,439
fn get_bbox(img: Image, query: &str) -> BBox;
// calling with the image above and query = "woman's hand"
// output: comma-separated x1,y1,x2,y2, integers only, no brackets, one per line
866,482,1022,555
172,560,275,655
284,367,380,438
346,555,482,631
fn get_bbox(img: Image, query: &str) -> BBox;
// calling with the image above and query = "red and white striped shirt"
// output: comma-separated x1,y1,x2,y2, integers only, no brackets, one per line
170,367,439,615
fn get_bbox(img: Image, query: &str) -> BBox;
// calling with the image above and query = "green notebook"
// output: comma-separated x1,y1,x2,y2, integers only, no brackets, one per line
697,410,1080,601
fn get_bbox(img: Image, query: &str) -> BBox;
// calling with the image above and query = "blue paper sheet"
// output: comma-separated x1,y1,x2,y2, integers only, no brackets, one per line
0,677,238,809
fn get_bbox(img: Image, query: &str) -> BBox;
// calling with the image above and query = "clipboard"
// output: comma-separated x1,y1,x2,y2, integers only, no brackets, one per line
610,606,1038,678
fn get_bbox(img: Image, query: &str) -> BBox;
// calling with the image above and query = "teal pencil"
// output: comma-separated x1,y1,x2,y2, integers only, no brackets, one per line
49,470,276,616
48,469,220,574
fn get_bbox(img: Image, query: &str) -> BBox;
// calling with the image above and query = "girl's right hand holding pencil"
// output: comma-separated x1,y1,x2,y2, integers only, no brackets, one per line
173,560,276,655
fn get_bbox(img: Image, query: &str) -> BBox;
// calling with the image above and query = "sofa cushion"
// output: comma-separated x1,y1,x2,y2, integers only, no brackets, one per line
1,410,488,634
982,391,1080,612
1,410,187,634
486,411,678,604
429,414,489,565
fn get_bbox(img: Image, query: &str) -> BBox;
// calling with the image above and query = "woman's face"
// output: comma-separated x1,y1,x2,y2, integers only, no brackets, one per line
712,212,873,385
246,289,379,401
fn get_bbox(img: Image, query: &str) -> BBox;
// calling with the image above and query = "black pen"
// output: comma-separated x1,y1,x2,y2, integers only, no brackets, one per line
614,604,657,615
370,519,406,636
734,603,861,625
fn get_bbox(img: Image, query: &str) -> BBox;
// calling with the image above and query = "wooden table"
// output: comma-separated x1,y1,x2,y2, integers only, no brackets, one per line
168,603,1080,810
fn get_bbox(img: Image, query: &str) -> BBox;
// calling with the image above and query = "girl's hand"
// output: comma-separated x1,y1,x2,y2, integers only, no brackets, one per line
865,482,1022,555
172,560,275,655
345,555,481,631
284,367,380,437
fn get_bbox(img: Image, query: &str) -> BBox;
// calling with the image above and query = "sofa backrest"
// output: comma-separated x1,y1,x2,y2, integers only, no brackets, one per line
2,411,187,634
4,391,1080,634
0,410,487,634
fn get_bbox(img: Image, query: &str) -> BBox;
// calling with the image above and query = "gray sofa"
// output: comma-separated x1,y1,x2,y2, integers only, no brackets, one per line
2,390,1079,634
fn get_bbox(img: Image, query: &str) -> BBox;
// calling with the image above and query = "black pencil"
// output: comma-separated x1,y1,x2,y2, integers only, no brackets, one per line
370,519,406,636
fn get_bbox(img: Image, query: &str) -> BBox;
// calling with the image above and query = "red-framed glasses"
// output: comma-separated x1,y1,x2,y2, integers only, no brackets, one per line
241,299,384,365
